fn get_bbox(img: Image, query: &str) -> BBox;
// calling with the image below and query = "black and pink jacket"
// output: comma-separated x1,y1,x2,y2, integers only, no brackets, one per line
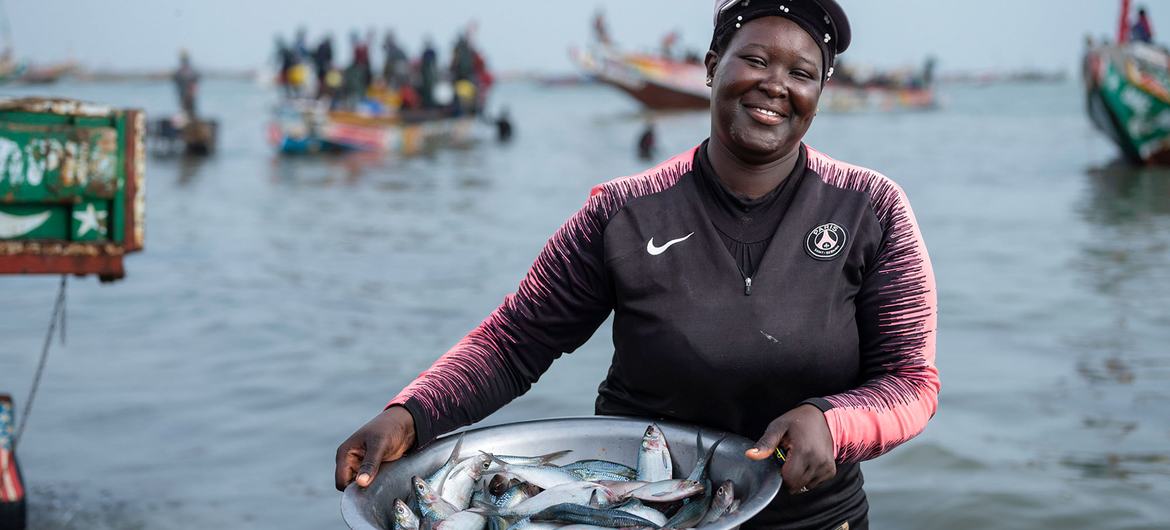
389,144,939,528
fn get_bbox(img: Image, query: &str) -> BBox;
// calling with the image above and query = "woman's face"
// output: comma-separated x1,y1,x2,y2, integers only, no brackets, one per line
705,16,824,164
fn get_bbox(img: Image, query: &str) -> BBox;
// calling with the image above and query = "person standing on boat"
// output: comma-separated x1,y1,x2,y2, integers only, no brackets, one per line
1132,6,1154,44
313,34,334,100
336,1,938,528
173,50,199,120
382,30,408,88
419,38,439,109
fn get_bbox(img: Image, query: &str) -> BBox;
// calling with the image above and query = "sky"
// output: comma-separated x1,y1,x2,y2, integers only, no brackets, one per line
4,0,1168,75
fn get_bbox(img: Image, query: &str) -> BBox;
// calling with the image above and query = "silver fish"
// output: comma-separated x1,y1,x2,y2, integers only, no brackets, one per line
495,450,573,466
483,452,580,489
614,499,668,527
626,479,704,502
505,516,563,530
562,459,638,480
426,434,466,493
433,509,486,530
503,482,623,517
393,498,421,530
662,477,711,530
442,453,492,509
530,502,660,528
698,480,735,526
637,424,672,482
685,434,725,484
494,482,542,511
412,476,458,522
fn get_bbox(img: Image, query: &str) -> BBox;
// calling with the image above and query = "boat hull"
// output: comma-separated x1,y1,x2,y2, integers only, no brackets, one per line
1084,43,1170,165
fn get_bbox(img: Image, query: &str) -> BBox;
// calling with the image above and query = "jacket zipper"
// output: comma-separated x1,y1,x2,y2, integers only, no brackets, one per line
744,277,752,296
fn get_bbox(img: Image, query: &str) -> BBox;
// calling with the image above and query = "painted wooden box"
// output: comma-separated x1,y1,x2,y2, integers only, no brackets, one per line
0,98,145,281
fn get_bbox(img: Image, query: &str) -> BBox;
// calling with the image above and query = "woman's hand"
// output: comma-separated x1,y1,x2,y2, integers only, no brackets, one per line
745,404,836,494
334,406,417,491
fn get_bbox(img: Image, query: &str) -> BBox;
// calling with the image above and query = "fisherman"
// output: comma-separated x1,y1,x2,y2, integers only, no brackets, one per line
419,37,439,109
337,2,938,529
382,30,408,88
173,50,199,119
1132,6,1154,44
313,34,334,99
275,35,296,97
637,120,656,160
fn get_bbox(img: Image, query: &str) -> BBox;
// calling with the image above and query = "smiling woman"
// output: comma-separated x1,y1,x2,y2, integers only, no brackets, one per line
336,2,938,529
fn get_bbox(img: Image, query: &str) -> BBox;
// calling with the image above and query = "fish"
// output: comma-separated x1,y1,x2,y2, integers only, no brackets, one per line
412,475,459,522
494,482,543,511
685,433,725,484
393,498,421,530
432,509,487,530
698,480,735,526
426,434,466,493
505,516,564,530
613,499,668,527
441,453,492,509
637,424,672,482
625,479,705,502
483,451,581,489
495,450,573,466
503,482,623,517
562,459,638,481
530,502,662,528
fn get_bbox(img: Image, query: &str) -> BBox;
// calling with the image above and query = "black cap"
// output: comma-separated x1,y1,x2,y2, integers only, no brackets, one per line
711,0,852,80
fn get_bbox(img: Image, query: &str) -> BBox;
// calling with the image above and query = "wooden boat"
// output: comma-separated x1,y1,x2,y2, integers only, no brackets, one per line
571,46,937,112
1,394,24,530
269,99,491,156
147,115,218,156
1084,43,1170,164
1083,0,1170,164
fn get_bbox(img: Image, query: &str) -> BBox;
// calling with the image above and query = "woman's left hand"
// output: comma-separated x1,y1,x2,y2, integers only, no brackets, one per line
745,404,836,494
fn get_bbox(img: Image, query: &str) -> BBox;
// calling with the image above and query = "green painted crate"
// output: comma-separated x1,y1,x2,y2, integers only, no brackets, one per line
0,98,145,281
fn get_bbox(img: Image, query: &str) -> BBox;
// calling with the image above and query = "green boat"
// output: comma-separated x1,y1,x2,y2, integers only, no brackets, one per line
1083,0,1170,165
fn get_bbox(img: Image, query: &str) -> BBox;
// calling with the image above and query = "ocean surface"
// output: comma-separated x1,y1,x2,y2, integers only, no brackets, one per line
1,78,1168,529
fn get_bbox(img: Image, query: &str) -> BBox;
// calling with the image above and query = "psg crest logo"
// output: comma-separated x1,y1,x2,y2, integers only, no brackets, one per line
805,222,847,260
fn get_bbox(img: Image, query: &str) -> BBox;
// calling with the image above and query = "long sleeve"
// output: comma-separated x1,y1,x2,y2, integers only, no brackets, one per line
388,194,616,447
803,165,940,464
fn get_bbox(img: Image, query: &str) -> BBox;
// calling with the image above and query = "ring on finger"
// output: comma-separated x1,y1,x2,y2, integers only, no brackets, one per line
798,486,809,493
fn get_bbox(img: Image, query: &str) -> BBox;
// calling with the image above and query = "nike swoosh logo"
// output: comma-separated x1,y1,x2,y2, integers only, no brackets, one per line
646,232,694,256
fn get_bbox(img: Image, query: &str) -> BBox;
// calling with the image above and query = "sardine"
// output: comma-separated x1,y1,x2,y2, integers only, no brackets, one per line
495,450,573,466
637,425,672,482
562,460,638,480
393,498,421,530
685,434,724,484
433,509,486,530
504,482,622,517
698,480,735,526
426,434,466,493
441,453,491,509
505,516,564,530
613,499,668,527
483,451,580,489
626,479,704,502
494,482,542,511
530,502,661,528
412,476,458,522
661,478,711,530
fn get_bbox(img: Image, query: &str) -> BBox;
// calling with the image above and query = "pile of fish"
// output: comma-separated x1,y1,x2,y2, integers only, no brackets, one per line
391,424,742,530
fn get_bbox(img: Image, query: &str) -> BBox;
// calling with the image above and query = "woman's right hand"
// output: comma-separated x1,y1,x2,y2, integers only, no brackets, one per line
334,405,417,491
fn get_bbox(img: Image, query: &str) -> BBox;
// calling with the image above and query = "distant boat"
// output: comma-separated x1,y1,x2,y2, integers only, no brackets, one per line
269,100,491,155
571,46,937,113
1083,0,1170,164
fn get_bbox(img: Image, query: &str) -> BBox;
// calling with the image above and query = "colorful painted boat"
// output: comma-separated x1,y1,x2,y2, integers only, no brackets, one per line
1084,42,1170,165
571,46,937,112
269,100,489,156
0,394,24,530
0,98,146,281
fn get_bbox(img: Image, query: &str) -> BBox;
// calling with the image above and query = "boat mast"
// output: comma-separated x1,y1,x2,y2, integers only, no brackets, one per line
1118,0,1131,43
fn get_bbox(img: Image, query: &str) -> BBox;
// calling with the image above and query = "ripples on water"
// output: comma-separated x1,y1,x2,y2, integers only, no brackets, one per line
0,80,1167,528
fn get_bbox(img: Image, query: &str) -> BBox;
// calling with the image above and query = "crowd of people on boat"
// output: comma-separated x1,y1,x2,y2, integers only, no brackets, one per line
273,25,493,117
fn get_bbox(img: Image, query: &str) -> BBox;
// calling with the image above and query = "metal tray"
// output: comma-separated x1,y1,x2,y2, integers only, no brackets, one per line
341,416,782,529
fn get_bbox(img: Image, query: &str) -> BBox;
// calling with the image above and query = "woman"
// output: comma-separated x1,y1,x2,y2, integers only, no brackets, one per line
335,1,938,528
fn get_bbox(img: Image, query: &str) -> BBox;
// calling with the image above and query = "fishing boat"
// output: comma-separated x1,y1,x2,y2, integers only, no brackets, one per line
571,46,937,112
269,99,495,156
1083,0,1170,164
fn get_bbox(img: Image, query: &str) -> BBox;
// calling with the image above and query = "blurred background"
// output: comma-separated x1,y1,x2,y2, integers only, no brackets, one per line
2,0,1169,528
